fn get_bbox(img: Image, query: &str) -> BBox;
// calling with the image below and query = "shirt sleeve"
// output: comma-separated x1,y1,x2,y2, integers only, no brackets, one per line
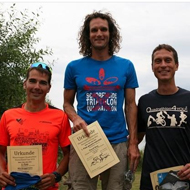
0,112,10,146
137,97,146,133
59,113,71,147
125,61,139,89
64,63,76,90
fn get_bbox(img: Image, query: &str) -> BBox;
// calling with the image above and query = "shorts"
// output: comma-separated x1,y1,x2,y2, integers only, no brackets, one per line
67,141,128,190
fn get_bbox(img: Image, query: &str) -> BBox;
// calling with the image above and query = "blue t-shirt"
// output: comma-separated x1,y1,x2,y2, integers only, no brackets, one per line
64,55,138,143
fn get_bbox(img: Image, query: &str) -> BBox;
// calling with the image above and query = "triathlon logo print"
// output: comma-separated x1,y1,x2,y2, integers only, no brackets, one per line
84,68,120,112
146,106,188,128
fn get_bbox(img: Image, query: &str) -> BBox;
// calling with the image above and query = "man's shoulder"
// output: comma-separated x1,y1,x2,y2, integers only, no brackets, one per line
138,90,157,104
139,88,190,102
113,55,131,62
3,104,23,115
48,104,60,110
48,104,63,112
178,87,190,94
68,57,88,65
47,104,67,116
140,90,156,98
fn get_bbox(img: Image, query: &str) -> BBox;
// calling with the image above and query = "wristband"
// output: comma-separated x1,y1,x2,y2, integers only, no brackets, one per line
52,171,62,183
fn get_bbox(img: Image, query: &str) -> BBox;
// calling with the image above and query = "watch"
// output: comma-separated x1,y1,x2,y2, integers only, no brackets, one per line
52,171,62,182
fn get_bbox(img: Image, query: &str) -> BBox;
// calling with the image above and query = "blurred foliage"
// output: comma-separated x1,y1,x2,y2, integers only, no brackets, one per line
58,146,63,163
0,3,53,116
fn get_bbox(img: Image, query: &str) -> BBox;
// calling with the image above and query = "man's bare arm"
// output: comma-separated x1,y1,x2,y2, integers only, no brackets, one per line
125,88,140,172
63,89,89,136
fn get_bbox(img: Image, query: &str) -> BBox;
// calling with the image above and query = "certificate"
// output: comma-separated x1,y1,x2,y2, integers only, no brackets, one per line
69,121,120,178
7,145,43,176
150,165,185,190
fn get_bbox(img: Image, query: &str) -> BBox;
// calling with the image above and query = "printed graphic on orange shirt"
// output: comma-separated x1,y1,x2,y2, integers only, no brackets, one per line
15,128,48,152
16,118,25,125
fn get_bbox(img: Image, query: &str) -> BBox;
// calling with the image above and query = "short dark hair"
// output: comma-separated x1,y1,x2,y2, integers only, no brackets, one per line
78,11,122,57
152,44,179,64
26,67,52,84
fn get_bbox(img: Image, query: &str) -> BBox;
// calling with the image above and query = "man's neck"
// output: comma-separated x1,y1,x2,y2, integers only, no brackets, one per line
157,82,179,95
24,101,47,112
91,49,112,61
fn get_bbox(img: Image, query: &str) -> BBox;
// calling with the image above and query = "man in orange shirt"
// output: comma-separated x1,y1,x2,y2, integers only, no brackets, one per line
0,62,71,190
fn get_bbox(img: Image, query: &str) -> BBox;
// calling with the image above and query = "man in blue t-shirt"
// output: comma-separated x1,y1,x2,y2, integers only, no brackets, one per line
63,11,140,190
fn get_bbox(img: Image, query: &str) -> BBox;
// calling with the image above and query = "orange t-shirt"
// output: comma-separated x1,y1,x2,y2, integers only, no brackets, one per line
0,104,71,190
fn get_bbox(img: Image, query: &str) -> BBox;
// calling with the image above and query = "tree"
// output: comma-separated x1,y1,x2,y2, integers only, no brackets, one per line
0,3,53,116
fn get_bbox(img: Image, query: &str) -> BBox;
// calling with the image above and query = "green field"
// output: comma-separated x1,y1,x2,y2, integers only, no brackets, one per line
131,171,141,190
61,171,141,190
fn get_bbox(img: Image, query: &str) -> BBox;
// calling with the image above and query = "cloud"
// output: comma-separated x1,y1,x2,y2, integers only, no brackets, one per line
4,1,190,149
5,2,189,106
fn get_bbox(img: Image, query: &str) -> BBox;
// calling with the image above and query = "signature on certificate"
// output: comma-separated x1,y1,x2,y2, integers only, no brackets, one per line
91,153,110,166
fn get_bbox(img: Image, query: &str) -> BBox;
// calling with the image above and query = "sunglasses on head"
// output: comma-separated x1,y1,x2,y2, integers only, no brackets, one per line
30,62,52,73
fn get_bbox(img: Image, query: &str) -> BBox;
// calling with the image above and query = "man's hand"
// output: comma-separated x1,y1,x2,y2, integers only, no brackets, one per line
36,173,56,190
0,172,16,188
178,164,190,180
73,117,90,137
127,143,140,172
63,89,90,137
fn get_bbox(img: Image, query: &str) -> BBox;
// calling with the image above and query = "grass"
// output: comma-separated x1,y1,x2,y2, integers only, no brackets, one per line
60,171,141,190
132,171,141,190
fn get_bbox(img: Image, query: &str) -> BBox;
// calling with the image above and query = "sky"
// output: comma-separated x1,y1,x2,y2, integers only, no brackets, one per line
2,1,190,148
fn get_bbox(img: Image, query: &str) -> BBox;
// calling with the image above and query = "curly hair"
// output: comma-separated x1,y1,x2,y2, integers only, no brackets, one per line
152,44,179,64
78,11,122,57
